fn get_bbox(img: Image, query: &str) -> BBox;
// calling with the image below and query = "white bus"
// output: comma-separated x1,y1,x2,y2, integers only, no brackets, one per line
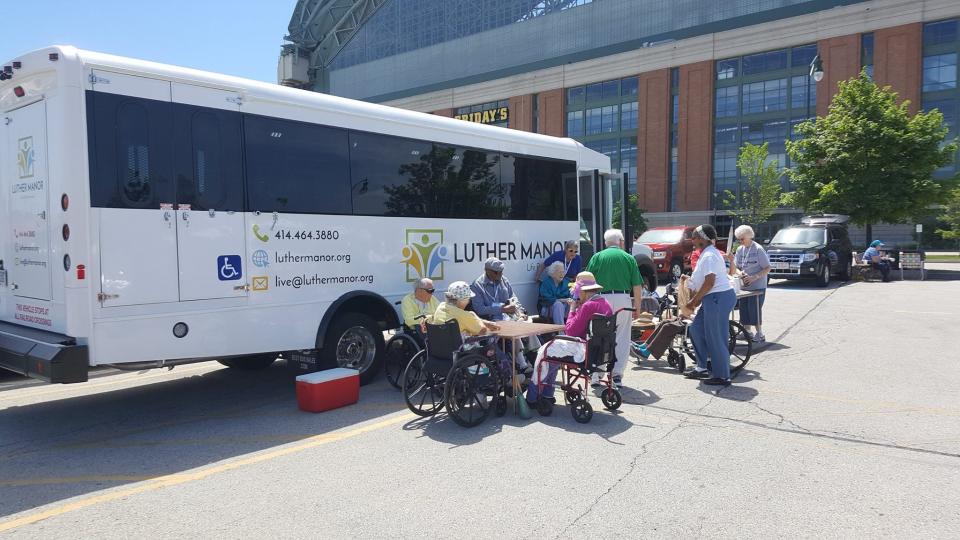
0,46,619,385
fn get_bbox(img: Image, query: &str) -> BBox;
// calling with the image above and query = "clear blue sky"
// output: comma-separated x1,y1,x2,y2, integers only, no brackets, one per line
0,0,298,83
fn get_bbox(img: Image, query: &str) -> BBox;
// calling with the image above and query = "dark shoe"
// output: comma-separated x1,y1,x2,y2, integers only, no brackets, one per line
684,369,710,380
612,376,623,386
703,377,731,386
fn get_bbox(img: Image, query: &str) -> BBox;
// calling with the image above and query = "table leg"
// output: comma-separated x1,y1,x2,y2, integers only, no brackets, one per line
512,337,519,415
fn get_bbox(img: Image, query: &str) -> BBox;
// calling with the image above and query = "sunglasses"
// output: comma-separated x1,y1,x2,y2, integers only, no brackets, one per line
420,288,436,293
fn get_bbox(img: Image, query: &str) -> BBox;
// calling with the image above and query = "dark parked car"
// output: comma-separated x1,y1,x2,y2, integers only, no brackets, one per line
766,215,854,287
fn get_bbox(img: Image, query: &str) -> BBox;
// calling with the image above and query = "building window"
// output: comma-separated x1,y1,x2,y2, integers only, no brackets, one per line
620,137,637,188
742,49,788,75
621,76,638,97
791,44,818,67
567,86,585,106
790,75,817,111
716,86,739,118
601,105,618,132
742,78,787,114
861,33,875,79
567,110,584,137
717,58,738,80
924,20,959,47
923,53,957,92
620,101,638,131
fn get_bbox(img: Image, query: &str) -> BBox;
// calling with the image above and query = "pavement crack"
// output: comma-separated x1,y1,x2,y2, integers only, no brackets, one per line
747,401,812,434
554,394,717,539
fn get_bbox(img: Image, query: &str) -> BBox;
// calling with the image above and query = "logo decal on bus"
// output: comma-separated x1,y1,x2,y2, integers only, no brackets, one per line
402,229,448,282
218,255,243,281
252,250,270,268
17,137,35,179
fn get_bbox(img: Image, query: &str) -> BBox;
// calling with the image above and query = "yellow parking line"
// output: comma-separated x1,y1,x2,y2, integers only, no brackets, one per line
0,412,415,533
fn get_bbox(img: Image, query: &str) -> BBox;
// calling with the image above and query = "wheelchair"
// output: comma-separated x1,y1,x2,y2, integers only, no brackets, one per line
401,319,509,427
533,309,630,424
384,317,424,390
637,283,752,375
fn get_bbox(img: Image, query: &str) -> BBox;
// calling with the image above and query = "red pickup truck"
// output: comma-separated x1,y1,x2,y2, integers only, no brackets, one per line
635,226,728,280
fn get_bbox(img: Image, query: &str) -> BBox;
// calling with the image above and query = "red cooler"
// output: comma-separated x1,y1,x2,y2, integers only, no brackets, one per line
296,368,359,413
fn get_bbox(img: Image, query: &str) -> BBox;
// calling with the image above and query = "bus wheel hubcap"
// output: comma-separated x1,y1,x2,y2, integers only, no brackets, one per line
337,327,376,372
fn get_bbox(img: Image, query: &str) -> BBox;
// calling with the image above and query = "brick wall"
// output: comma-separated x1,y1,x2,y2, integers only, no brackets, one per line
677,61,714,212
874,23,923,114
817,34,862,115
638,69,670,213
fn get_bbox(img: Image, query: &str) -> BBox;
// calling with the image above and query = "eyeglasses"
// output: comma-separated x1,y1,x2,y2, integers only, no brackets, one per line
566,249,577,253
420,288,435,294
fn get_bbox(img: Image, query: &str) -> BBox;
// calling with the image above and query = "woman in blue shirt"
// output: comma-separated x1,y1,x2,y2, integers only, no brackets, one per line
534,240,581,282
538,261,572,323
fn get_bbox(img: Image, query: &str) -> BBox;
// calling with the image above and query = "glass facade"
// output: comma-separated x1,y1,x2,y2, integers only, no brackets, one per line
922,19,960,177
567,76,640,191
669,68,679,211
712,44,819,208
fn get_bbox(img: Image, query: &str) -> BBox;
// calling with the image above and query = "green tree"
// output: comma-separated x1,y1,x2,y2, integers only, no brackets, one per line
936,187,960,242
722,142,783,227
612,193,649,239
785,72,957,240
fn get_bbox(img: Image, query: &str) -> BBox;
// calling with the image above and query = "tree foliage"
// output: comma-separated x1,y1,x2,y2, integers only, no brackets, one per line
936,187,960,240
612,193,649,238
723,142,783,227
784,73,957,227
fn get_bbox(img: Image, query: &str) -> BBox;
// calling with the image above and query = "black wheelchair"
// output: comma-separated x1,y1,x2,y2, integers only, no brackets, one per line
401,319,509,427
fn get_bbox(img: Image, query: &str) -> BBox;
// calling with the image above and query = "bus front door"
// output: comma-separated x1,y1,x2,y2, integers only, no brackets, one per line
4,101,52,302
578,170,626,265
170,84,247,301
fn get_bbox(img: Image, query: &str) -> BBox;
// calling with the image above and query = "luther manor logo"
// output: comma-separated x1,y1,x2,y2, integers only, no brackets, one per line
17,137,35,179
401,229,448,283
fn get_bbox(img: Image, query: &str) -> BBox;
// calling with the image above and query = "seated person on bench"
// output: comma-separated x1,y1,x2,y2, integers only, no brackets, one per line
526,279,612,404
862,240,892,282
400,278,439,341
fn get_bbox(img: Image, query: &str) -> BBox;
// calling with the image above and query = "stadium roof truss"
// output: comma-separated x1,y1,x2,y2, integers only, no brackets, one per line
285,0,388,70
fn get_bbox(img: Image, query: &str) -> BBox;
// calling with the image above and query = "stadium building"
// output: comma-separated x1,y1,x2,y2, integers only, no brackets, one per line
281,0,960,239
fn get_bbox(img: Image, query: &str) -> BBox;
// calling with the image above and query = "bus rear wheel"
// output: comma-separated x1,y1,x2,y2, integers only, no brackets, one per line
320,312,384,386
218,354,278,370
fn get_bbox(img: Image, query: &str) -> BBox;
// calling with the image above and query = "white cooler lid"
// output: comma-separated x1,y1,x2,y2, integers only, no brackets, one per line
296,368,359,384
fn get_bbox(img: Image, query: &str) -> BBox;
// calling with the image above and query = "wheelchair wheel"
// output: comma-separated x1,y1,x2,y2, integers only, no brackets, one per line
727,321,753,375
384,333,420,390
667,349,685,374
600,388,622,411
571,399,593,423
444,354,502,428
402,351,446,417
565,390,583,404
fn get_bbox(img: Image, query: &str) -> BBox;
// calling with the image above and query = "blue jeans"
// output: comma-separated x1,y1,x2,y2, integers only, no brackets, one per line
540,300,569,324
690,289,737,380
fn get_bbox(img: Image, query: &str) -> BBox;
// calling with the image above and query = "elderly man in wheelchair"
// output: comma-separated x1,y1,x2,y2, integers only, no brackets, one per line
526,279,627,423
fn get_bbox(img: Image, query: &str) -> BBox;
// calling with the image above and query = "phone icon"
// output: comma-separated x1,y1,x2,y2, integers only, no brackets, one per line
253,224,269,243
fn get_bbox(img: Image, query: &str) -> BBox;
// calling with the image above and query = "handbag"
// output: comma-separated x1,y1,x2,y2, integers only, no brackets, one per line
729,274,743,295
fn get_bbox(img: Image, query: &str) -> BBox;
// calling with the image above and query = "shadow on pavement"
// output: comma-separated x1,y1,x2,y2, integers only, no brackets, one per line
0,362,407,519
697,381,759,401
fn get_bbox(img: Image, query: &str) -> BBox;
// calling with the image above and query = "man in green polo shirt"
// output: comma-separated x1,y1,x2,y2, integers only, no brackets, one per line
586,228,644,386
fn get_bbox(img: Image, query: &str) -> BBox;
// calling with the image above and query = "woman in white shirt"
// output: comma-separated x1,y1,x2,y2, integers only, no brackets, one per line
681,224,738,386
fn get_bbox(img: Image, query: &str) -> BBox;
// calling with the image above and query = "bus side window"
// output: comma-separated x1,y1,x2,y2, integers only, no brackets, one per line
174,107,243,212
244,115,351,214
88,93,174,209
502,156,575,221
349,131,433,217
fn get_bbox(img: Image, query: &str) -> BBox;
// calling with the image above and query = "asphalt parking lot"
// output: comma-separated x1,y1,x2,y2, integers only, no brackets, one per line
1,265,958,538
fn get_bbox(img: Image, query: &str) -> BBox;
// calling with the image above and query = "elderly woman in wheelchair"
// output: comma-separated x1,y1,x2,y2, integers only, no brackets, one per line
538,261,573,323
402,281,516,427
526,279,625,423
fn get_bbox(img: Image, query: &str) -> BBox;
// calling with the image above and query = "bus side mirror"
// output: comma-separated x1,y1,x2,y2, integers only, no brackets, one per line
763,239,770,245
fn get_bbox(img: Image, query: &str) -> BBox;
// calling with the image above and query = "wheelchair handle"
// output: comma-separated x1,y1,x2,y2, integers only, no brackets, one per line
614,307,636,316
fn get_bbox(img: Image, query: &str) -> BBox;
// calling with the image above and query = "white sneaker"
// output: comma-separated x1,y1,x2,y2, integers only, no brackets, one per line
752,332,765,343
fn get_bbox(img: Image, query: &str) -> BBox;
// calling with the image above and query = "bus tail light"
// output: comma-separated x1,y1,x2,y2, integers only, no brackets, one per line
61,193,69,211
76,265,85,280
63,254,71,271
13,86,25,98
62,224,70,241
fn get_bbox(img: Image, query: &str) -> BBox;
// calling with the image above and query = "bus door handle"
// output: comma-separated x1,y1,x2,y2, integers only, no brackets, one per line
163,211,172,228
181,211,190,227
234,284,249,291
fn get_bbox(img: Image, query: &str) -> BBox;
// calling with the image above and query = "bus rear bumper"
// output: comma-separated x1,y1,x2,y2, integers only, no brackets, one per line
0,322,88,383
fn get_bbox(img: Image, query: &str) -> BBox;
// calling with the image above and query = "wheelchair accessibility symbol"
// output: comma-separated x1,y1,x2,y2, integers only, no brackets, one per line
217,255,242,281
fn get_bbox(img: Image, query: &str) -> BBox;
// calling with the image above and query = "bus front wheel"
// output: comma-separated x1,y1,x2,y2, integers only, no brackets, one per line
320,312,384,386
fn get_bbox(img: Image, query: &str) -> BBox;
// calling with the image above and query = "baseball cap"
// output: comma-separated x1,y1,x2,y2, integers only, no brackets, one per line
484,257,505,272
870,240,884,247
